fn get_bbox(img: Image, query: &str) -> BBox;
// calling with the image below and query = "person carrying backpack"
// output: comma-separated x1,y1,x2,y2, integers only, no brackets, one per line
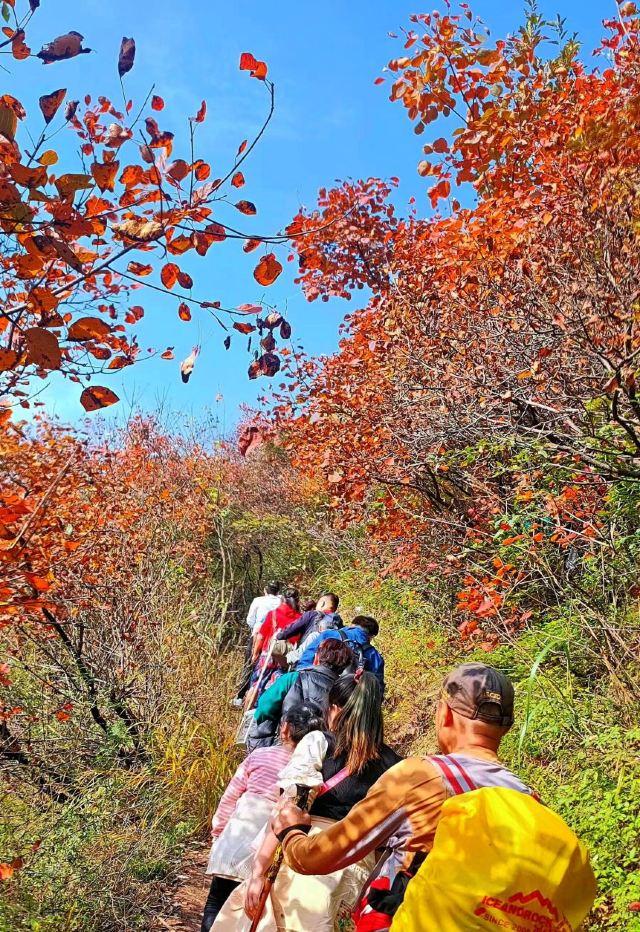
271,663,597,931
275,592,343,665
294,615,385,691
245,639,354,752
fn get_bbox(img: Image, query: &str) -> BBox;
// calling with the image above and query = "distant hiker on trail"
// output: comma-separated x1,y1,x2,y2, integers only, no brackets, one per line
276,592,342,643
245,639,353,752
294,615,385,691
270,663,596,931
251,587,300,701
276,592,342,667
232,582,282,708
201,704,322,931
251,587,301,673
214,672,401,930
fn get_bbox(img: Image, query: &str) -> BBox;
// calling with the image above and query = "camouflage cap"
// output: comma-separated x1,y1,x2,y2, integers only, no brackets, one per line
442,663,514,727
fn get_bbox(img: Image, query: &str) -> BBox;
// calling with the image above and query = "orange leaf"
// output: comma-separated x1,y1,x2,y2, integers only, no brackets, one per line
253,253,282,286
235,200,256,215
12,30,30,61
67,316,112,342
233,321,255,334
178,302,191,321
38,150,59,167
161,348,174,359
243,238,260,253
192,100,207,123
91,160,119,193
231,171,245,188
151,95,165,111
0,348,19,372
161,263,179,289
80,385,120,412
24,327,61,370
167,234,193,255
127,261,152,276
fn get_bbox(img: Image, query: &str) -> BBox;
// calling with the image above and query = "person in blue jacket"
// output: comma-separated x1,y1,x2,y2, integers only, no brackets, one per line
295,615,385,692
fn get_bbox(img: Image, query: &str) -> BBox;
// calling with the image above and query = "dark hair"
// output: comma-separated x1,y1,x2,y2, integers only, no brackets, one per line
316,638,353,674
265,580,281,596
328,673,384,774
352,615,379,638
281,703,323,743
320,591,340,611
282,586,300,612
302,598,317,612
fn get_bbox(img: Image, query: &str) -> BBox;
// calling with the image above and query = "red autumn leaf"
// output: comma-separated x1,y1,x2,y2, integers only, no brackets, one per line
167,234,193,255
235,200,256,215
80,385,120,412
166,159,190,182
231,171,245,188
161,348,174,359
118,37,136,77
11,30,30,61
239,52,268,80
233,322,256,334
39,88,67,125
177,270,193,289
90,160,119,193
161,263,179,290
67,316,112,342
243,238,261,253
205,222,226,242
192,100,207,123
237,139,248,156
253,253,283,286
178,302,191,321
24,327,62,370
127,261,152,277
0,349,19,372
151,95,165,111
237,303,262,314
194,160,211,181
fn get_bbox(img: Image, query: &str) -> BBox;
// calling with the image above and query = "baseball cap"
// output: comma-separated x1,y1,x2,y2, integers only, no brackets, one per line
442,663,514,727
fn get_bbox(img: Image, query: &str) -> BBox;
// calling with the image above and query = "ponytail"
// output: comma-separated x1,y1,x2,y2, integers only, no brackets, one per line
328,672,384,775
282,586,300,613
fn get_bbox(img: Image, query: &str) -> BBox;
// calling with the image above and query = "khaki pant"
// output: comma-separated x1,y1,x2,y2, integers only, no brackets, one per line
212,817,374,931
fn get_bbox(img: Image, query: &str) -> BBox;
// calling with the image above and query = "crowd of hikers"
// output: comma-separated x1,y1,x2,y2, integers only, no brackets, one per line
201,581,598,931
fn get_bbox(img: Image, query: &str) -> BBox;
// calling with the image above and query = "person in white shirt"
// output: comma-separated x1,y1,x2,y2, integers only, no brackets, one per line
232,582,282,707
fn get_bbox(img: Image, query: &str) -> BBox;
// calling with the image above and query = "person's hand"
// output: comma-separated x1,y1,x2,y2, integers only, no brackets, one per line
270,801,311,837
244,872,265,919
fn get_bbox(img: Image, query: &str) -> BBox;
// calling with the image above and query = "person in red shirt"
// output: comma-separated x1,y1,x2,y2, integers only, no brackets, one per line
254,588,301,655
248,588,301,699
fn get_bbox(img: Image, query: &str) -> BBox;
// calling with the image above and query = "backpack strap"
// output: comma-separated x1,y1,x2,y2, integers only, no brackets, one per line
430,755,478,795
316,765,350,797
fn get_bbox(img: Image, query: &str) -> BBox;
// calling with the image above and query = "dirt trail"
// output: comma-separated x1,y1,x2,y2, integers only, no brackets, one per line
156,842,210,932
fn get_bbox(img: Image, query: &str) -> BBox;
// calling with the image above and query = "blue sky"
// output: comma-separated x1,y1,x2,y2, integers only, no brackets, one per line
12,0,608,429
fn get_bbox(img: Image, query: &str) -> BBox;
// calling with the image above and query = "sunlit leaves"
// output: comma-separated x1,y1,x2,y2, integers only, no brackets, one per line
24,328,61,370
239,52,268,80
67,317,112,342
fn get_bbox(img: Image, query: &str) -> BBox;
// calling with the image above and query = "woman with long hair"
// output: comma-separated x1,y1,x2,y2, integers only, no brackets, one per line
201,704,322,931
213,672,401,930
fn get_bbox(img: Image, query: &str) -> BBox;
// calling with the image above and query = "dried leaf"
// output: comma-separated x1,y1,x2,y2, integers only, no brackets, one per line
67,316,111,342
80,385,120,412
25,327,61,369
118,37,135,77
235,200,256,215
38,32,90,64
39,88,66,124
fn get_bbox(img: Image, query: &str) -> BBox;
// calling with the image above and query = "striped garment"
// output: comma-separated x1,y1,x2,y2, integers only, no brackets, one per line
211,744,292,835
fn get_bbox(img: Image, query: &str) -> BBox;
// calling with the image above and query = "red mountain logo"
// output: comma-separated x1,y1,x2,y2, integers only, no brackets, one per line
474,888,571,930
509,890,560,921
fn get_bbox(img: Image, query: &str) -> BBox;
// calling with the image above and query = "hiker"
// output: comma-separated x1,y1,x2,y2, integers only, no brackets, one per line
245,639,353,752
232,582,282,707
276,592,342,645
250,587,301,675
294,615,385,691
201,704,323,931
270,663,596,931
214,672,401,930
276,592,343,668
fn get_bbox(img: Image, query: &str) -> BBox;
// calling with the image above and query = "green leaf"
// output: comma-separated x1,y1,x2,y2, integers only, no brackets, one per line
1,4,11,22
